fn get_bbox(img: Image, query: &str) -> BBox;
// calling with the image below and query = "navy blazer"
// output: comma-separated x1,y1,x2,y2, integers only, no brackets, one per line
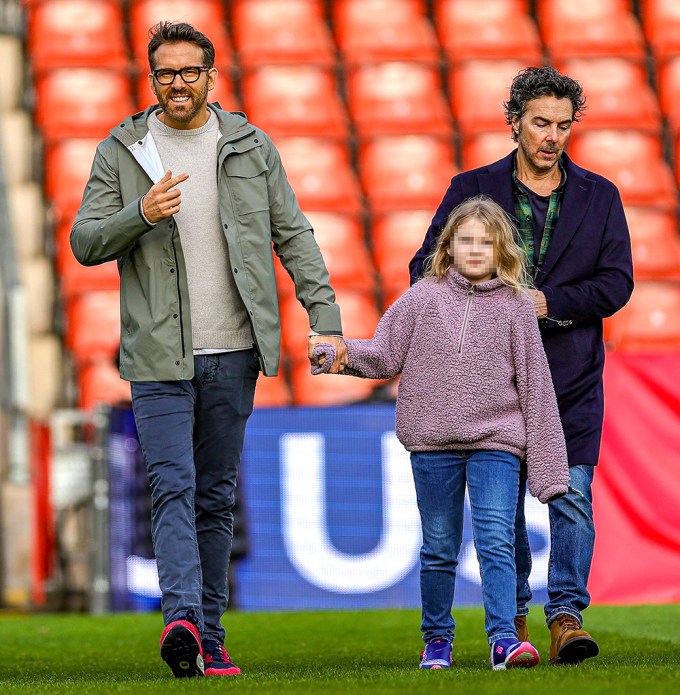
409,151,634,466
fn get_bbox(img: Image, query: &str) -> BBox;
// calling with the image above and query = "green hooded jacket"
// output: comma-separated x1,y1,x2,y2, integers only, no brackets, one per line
71,104,342,380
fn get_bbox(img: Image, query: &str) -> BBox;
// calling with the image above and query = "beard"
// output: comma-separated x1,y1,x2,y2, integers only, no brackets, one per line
156,80,209,125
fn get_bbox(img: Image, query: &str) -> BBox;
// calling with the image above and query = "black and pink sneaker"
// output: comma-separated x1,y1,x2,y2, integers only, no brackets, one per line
203,639,241,676
160,615,204,678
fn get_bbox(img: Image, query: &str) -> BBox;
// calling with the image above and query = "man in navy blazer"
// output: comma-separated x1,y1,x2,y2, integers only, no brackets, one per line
409,66,633,665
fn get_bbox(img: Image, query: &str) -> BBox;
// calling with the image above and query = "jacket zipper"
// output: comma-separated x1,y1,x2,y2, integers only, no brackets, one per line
170,231,186,359
457,285,475,353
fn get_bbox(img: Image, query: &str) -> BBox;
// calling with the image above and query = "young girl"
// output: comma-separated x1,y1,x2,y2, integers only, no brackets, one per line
312,195,569,670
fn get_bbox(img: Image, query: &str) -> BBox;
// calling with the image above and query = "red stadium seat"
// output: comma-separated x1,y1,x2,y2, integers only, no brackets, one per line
448,60,527,137
537,0,646,61
657,56,680,135
275,137,364,214
65,290,120,362
27,0,128,72
568,130,677,210
241,66,349,139
289,362,378,407
371,210,434,300
556,58,662,132
435,0,542,63
676,131,680,187
359,136,457,213
333,0,439,65
78,360,131,411
129,0,233,71
346,62,452,139
642,0,680,60
44,139,99,220
253,372,293,409
231,0,335,68
135,69,239,112
625,207,680,281
604,281,680,353
34,69,134,143
305,211,375,292
461,131,516,170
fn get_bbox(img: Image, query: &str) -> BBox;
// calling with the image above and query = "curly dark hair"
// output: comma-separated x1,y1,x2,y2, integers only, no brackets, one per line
503,66,586,142
147,21,215,70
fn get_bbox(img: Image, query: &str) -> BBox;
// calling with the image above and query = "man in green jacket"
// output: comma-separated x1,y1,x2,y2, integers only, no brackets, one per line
71,21,347,678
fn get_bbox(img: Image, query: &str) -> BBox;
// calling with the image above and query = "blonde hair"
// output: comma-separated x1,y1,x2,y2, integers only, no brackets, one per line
424,195,529,293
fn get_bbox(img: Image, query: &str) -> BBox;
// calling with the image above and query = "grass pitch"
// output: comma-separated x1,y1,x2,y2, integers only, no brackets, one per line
1,605,679,694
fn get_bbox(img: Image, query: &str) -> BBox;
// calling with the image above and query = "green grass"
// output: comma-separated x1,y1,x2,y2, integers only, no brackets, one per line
1,605,679,694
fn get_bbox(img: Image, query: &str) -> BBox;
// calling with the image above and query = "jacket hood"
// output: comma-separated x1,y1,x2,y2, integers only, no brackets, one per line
109,102,254,147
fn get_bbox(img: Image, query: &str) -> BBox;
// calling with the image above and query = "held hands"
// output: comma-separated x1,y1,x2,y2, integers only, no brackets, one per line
142,170,189,224
308,335,348,374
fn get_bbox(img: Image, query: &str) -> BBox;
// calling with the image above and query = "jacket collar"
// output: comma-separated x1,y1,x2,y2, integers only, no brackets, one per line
475,150,596,282
445,268,505,294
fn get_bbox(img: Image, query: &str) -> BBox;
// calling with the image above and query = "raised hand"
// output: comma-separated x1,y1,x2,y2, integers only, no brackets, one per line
142,170,189,224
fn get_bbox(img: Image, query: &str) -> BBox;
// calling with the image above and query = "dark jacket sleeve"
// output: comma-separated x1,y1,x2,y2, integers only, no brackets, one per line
543,185,634,322
408,176,465,285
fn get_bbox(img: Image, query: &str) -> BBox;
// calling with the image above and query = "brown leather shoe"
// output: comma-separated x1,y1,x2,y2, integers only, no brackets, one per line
549,614,599,665
514,615,529,642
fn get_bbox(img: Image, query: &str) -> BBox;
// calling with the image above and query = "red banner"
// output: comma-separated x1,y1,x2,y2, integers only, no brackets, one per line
591,353,680,603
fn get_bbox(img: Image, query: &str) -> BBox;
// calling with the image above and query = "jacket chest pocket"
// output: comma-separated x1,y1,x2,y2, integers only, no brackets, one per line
225,154,270,215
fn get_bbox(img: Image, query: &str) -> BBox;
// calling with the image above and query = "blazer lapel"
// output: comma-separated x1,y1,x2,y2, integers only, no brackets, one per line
536,154,595,281
477,152,516,218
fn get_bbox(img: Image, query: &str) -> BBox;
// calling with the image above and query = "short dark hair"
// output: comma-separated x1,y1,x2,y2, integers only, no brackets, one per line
147,21,215,71
504,66,586,141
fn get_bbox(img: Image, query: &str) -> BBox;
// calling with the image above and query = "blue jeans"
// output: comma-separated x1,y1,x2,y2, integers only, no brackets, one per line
131,350,258,643
515,464,596,626
410,449,521,645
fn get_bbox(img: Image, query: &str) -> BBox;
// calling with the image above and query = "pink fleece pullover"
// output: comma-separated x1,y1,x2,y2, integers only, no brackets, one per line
335,270,569,503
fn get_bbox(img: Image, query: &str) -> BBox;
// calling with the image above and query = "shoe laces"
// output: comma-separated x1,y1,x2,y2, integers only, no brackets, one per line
204,640,230,664
557,614,581,632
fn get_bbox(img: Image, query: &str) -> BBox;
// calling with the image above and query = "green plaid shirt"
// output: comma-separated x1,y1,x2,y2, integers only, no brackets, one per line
513,157,567,278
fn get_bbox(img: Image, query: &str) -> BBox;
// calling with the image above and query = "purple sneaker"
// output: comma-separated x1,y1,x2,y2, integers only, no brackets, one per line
490,638,540,671
419,639,452,669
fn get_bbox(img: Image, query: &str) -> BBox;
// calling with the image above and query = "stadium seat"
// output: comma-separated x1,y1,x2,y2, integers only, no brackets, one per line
129,0,233,71
642,0,680,60
231,0,335,68
461,131,516,170
34,68,134,143
289,362,378,407
537,0,646,61
435,0,542,64
44,139,99,221
78,360,131,411
253,372,293,409
241,66,349,139
371,210,434,301
275,137,364,214
624,207,680,281
333,0,440,65
556,58,662,132
346,62,452,139
359,135,457,213
136,69,239,112
676,132,680,187
27,0,128,72
448,60,527,137
657,56,680,135
305,211,374,291
604,281,680,352
568,130,677,210
65,290,120,362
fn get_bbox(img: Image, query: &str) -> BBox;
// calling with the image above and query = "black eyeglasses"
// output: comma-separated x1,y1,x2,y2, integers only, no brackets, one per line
152,66,210,85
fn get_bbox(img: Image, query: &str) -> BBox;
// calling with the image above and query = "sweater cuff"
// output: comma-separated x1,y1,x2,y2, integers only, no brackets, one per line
139,196,156,229
538,483,569,504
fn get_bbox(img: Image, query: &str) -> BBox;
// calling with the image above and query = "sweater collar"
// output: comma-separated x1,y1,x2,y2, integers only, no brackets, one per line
446,269,506,294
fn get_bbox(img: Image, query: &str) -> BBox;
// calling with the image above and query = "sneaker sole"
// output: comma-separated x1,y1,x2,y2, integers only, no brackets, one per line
551,636,600,665
205,666,241,676
493,643,540,671
160,625,205,678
